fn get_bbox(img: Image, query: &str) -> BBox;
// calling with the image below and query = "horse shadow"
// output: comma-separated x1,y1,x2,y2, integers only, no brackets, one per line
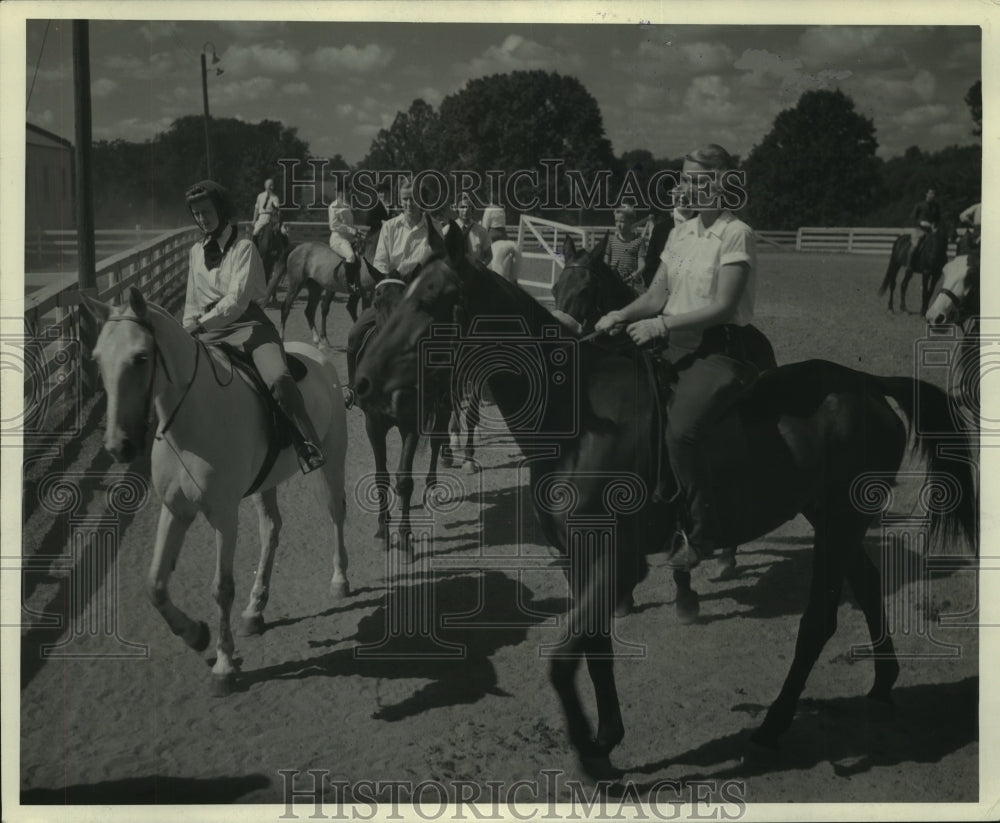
620,674,977,795
236,571,565,722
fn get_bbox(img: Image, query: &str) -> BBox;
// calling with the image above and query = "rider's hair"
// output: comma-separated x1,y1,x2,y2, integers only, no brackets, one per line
684,144,736,172
185,180,234,226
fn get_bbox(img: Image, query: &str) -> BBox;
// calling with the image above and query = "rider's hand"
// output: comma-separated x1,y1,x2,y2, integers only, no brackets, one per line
627,318,667,346
595,310,626,334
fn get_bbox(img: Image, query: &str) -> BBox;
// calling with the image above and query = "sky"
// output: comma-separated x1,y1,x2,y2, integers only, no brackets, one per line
23,20,981,165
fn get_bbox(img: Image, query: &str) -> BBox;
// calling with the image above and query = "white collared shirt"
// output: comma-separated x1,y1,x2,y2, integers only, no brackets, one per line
659,210,756,347
183,225,267,330
374,211,433,276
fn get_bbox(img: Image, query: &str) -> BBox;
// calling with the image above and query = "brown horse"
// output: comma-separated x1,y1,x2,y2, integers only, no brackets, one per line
264,230,380,346
879,223,950,315
253,218,288,287
354,216,976,772
354,277,453,551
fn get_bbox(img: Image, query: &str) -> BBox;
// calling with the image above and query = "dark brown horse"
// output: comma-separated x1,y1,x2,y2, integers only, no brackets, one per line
879,224,950,315
551,234,779,610
355,277,453,551
354,217,976,772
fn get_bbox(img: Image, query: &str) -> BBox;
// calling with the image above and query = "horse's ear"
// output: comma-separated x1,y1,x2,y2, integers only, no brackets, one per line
127,286,148,319
442,219,466,265
590,232,609,262
426,213,446,256
80,293,112,326
562,235,578,263
362,256,385,284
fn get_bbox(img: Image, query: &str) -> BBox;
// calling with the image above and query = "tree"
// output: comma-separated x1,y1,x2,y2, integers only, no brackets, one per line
360,99,441,172
965,80,982,137
741,89,880,229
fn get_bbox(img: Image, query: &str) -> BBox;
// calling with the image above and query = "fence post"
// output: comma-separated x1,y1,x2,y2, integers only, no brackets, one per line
847,228,855,253
796,227,803,252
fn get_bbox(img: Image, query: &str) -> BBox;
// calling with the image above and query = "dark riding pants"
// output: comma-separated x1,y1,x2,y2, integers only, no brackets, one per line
664,328,758,550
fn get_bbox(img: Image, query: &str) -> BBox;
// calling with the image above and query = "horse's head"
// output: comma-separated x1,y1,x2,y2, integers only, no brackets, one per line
925,253,980,326
355,214,469,413
551,232,631,333
372,277,408,328
83,286,158,462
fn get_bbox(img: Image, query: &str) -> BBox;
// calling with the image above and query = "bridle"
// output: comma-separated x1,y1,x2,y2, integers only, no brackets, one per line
104,315,201,439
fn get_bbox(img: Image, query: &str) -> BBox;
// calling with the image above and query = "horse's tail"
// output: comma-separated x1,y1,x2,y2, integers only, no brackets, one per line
263,244,290,304
875,375,977,552
878,235,907,296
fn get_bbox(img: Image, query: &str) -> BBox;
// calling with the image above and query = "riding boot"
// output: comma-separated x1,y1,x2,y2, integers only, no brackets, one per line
274,381,326,474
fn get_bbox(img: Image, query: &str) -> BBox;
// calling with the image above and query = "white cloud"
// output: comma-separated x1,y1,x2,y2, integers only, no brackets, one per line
353,123,383,138
139,21,179,42
222,44,301,76
27,108,55,128
281,81,311,96
734,48,851,99
858,69,936,106
306,44,395,74
217,22,288,40
210,77,277,106
677,41,734,72
796,27,894,67
91,78,119,98
462,34,583,78
417,86,444,106
92,115,175,142
897,103,950,128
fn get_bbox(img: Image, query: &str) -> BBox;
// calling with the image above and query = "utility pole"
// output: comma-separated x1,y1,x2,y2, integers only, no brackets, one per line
73,19,97,394
200,51,212,178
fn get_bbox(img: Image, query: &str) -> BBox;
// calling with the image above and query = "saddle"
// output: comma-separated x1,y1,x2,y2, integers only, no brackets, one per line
213,343,309,497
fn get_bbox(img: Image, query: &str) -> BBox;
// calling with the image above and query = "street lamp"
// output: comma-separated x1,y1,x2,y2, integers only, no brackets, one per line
200,42,223,178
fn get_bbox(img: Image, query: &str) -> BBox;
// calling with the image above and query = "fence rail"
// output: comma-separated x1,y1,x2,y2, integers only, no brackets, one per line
796,226,961,257
23,226,200,428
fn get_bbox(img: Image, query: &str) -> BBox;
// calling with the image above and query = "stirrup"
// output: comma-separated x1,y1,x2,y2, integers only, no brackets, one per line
297,442,326,474
343,387,356,410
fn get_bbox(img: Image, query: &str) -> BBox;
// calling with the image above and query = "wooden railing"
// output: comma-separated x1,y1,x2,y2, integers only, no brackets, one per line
22,227,199,429
796,226,961,257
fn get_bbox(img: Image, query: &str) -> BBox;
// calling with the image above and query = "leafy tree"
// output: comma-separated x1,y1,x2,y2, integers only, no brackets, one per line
360,99,441,172
965,80,982,137
741,89,880,229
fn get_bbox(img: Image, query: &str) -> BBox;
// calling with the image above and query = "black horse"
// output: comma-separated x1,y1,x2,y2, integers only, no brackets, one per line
879,224,950,315
354,277,453,552
355,216,977,773
551,234,779,610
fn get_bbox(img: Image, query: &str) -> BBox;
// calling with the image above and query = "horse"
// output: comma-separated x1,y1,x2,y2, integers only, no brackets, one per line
263,240,379,346
925,251,981,415
82,287,351,696
353,216,976,772
550,233,781,605
253,216,289,288
879,223,950,315
354,277,454,551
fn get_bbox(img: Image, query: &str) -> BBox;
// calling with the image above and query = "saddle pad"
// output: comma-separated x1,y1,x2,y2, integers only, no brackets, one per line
287,353,308,382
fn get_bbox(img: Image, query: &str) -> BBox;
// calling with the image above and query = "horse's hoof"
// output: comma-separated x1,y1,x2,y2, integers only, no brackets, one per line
375,524,386,540
462,460,478,474
189,621,211,652
675,592,700,624
210,671,236,698
236,614,265,637
577,752,620,782
330,579,350,600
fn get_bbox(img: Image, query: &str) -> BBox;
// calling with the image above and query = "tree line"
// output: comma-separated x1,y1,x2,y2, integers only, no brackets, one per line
87,72,981,232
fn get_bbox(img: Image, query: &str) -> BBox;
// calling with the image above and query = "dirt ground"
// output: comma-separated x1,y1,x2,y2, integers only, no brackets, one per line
15,252,983,812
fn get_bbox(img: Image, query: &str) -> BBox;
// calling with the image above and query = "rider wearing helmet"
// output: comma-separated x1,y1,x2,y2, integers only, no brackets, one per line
183,180,325,473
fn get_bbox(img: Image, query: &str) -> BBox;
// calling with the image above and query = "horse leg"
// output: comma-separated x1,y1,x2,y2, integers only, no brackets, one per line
238,488,281,636
899,268,914,314
303,280,322,346
844,543,899,705
366,413,391,542
147,503,209,651
319,290,335,348
395,428,418,555
422,401,451,508
309,450,351,599
673,569,700,623
207,507,239,696
752,519,846,748
462,384,480,473
443,409,459,468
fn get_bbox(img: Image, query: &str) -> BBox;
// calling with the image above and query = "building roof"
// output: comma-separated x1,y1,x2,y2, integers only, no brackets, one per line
26,122,73,151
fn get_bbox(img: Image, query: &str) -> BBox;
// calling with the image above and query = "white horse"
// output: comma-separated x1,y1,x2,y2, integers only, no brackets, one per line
83,286,350,695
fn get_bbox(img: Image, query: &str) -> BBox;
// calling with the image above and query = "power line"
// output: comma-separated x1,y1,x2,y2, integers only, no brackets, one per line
26,20,52,112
